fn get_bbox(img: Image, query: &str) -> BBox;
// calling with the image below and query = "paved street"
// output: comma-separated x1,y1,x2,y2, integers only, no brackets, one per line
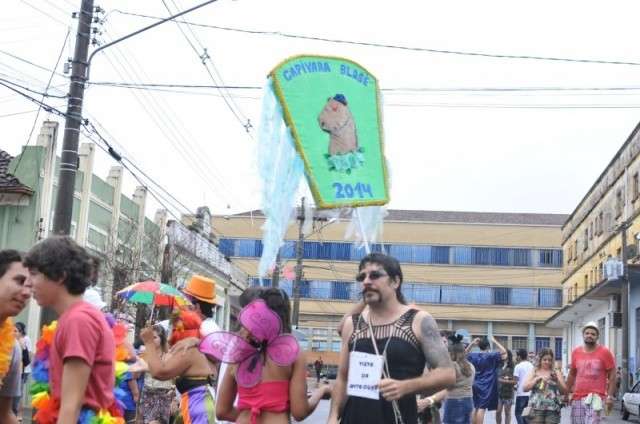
298,400,635,424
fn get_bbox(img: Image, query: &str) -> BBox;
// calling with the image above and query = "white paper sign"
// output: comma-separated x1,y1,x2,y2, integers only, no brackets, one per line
347,351,383,400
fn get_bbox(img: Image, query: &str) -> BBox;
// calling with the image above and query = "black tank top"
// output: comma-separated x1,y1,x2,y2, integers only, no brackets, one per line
341,309,424,424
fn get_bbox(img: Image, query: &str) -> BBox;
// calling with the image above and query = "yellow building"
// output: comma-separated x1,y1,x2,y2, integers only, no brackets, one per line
547,122,640,376
214,209,566,365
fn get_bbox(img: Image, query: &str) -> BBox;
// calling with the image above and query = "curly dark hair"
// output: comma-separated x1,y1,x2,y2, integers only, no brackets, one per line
24,236,92,295
0,249,22,279
260,287,292,333
358,253,406,304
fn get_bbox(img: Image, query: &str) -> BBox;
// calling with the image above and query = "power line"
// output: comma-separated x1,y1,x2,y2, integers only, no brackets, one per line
0,106,65,119
0,49,68,77
159,0,253,135
113,9,640,67
20,0,70,27
14,29,70,175
98,32,251,211
384,102,640,109
0,77,67,99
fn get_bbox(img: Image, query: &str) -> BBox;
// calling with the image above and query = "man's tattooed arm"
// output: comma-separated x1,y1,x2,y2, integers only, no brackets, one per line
419,312,453,371
380,311,456,401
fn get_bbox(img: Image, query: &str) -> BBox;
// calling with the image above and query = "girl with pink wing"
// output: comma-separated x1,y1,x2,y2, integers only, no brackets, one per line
201,288,330,424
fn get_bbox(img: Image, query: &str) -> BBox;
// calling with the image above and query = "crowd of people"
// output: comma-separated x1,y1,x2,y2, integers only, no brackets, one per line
0,239,621,424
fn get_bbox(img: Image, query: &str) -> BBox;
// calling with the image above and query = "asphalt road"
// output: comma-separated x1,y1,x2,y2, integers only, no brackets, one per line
298,400,635,424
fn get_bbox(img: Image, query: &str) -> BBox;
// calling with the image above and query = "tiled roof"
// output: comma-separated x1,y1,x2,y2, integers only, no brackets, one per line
230,209,568,226
0,149,33,195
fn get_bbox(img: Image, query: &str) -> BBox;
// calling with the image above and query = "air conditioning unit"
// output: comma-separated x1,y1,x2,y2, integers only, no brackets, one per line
610,312,623,328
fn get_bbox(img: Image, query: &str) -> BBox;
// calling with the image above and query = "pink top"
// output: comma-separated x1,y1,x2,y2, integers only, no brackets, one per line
571,345,615,400
50,301,116,411
237,380,290,424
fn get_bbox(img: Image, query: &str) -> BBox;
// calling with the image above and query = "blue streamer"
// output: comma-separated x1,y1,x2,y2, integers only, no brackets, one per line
258,79,305,276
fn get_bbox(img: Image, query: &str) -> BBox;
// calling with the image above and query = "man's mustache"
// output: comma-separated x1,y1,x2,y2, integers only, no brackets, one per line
361,289,379,297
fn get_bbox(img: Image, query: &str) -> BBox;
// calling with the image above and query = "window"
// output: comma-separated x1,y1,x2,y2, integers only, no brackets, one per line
598,262,604,281
535,337,550,353
583,228,589,251
512,337,528,351
539,288,562,307
554,338,562,360
616,189,624,218
583,275,589,294
511,288,536,307
441,286,492,305
598,318,605,338
598,210,604,235
331,341,341,352
589,222,593,240
634,172,639,201
539,250,562,267
411,283,441,303
574,239,579,258
494,287,510,305
573,283,578,301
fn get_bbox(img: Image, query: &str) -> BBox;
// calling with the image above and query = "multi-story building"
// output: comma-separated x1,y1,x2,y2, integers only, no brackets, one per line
0,121,247,339
547,121,640,376
214,209,567,366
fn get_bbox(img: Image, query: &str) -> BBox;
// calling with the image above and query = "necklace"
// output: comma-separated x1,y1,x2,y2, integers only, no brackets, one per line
0,318,15,387
31,320,127,424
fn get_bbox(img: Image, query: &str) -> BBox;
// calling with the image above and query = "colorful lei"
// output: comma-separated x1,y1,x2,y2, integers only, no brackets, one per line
31,321,126,424
0,317,15,387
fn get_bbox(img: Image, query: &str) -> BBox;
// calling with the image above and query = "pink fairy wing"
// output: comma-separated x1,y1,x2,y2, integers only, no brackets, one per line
266,334,300,366
236,353,263,387
199,331,256,363
239,299,282,342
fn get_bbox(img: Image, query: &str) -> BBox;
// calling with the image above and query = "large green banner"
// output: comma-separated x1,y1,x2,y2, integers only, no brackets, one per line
270,55,389,209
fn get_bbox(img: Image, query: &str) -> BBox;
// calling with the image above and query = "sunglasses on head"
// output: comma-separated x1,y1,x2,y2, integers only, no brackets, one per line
356,270,388,282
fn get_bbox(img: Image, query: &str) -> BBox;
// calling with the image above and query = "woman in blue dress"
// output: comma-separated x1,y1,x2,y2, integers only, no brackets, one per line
466,336,507,424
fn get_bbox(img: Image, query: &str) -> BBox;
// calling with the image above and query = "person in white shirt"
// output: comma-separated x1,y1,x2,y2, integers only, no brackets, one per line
513,349,534,424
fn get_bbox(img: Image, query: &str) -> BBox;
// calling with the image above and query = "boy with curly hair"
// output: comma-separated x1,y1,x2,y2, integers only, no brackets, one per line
25,236,116,423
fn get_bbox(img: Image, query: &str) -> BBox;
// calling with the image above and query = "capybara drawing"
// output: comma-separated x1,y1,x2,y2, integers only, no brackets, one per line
318,94,358,156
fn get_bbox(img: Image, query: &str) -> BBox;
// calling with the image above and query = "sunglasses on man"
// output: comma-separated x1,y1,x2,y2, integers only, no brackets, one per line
355,270,388,282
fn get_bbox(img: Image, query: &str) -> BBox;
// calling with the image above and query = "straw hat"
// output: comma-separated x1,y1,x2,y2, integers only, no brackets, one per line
183,275,216,304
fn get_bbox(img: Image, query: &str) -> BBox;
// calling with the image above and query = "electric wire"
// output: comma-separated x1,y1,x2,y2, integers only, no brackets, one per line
113,10,640,67
159,0,253,135
101,43,250,211
88,80,640,93
0,77,67,99
13,28,70,175
0,49,68,77
97,24,253,210
20,0,70,27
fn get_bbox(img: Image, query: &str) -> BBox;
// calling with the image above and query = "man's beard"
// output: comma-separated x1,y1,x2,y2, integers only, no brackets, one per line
584,339,597,346
362,289,381,304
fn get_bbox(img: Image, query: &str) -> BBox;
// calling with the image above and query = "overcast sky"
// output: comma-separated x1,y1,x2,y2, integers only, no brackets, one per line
2,0,640,221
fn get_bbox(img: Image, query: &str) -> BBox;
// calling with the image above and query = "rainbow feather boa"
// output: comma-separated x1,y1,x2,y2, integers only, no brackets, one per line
31,320,128,424
0,318,15,388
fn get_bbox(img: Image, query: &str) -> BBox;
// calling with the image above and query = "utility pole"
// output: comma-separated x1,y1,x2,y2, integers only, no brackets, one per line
621,221,631,394
271,250,282,288
52,0,218,235
52,0,94,235
291,198,305,327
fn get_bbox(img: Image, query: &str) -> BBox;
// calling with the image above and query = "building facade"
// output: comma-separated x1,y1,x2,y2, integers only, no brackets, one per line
547,121,640,379
0,121,246,340
214,209,567,365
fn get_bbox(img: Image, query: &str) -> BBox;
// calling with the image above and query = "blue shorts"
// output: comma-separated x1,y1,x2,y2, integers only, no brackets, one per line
443,397,473,424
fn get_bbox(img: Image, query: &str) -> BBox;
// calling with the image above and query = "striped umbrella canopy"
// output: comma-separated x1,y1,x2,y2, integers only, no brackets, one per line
116,280,191,308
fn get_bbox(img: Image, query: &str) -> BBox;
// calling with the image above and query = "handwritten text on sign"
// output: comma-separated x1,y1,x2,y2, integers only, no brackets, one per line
347,351,383,400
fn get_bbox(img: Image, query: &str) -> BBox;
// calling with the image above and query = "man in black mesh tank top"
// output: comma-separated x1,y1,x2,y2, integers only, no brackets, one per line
328,253,455,424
